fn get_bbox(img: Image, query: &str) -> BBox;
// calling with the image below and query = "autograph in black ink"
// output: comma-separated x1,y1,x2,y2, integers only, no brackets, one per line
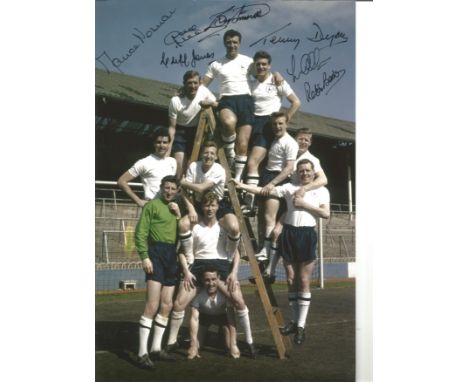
307,22,348,47
303,69,346,101
164,3,270,48
249,22,300,50
96,9,176,73
160,49,214,68
286,48,331,83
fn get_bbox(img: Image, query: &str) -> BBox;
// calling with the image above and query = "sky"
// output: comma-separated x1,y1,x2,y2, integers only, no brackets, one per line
95,0,355,122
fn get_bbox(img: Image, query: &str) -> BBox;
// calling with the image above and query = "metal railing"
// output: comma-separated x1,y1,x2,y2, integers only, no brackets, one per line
95,181,356,265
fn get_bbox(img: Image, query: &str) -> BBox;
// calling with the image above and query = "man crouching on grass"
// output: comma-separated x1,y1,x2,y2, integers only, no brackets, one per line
187,267,238,360
134,175,182,368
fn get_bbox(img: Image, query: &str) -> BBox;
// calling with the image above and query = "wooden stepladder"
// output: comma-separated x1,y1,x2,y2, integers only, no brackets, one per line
190,108,292,359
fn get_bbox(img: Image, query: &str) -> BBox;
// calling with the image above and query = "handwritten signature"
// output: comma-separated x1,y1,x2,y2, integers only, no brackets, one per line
307,22,348,47
164,3,270,48
160,49,214,68
96,9,176,73
286,48,331,83
249,22,300,50
303,69,346,101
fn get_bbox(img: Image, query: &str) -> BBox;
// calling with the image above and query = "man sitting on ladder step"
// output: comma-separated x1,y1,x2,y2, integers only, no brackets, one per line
168,70,218,180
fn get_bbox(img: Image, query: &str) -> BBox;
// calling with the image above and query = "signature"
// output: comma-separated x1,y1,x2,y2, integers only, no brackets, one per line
303,69,346,101
249,22,300,50
164,3,270,48
286,48,331,83
160,49,214,68
96,9,176,73
307,22,348,47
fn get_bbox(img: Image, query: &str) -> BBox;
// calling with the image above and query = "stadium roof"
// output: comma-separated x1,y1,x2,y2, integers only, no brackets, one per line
95,68,355,142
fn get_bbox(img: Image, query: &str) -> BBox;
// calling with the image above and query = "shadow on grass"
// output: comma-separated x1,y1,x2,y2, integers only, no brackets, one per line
95,320,279,365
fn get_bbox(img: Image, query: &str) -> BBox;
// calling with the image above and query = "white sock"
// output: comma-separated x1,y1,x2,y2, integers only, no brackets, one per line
243,174,259,207
167,310,185,346
246,174,260,186
179,231,194,265
234,155,248,181
138,315,153,357
265,243,278,276
297,292,311,328
257,225,275,256
237,308,253,344
226,233,241,261
222,134,236,160
150,314,169,353
288,292,298,324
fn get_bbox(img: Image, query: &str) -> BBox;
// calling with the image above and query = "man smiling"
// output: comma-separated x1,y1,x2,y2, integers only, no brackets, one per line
233,159,330,345
177,141,241,265
134,175,182,368
168,70,217,179
243,50,301,211
203,29,254,175
252,111,298,263
117,128,177,208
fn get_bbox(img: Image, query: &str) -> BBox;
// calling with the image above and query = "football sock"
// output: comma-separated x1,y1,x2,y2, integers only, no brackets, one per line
138,315,153,357
297,292,312,328
167,310,185,346
226,233,241,261
234,155,248,181
150,314,169,353
222,134,236,161
237,308,254,345
179,231,194,265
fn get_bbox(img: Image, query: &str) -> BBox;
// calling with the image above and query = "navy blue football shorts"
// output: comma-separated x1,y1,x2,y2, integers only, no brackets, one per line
146,241,178,286
279,224,317,264
217,94,254,127
172,124,197,155
250,114,274,149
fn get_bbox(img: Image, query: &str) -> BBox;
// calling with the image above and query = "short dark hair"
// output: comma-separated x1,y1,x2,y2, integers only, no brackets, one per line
160,175,179,188
202,266,219,278
223,29,241,43
153,127,171,143
253,50,272,64
271,111,289,123
202,140,218,152
296,158,315,170
183,70,200,84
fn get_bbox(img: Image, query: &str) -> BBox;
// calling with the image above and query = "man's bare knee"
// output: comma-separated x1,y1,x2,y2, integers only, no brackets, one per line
220,215,239,236
159,300,173,316
143,301,158,318
178,215,191,232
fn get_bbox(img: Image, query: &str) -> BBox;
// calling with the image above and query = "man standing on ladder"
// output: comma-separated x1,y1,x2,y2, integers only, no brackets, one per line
202,30,283,180
233,159,330,345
